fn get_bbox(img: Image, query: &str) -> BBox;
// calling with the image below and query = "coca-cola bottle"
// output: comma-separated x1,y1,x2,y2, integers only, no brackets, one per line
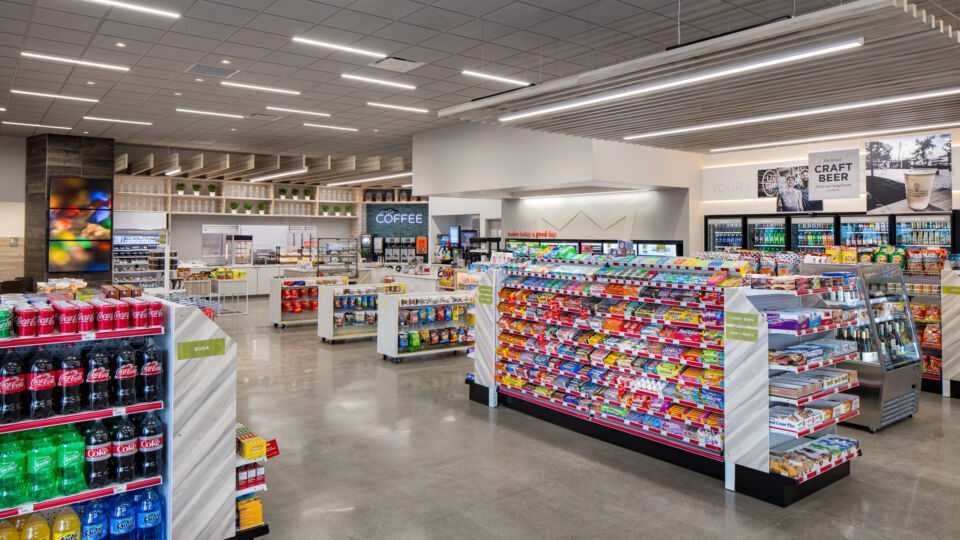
85,344,110,410
27,346,55,419
111,415,137,482
112,341,137,406
84,419,111,488
56,344,84,414
0,349,24,424
136,413,164,478
137,338,163,403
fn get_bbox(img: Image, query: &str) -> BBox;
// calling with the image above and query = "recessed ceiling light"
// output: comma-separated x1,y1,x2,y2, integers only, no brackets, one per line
176,108,243,119
341,74,415,90
21,52,129,72
164,168,181,175
0,107,4,112
115,42,127,48
83,115,152,126
461,70,529,87
230,128,236,131
221,81,300,96
250,167,309,183
265,106,330,117
367,101,429,114
84,0,180,19
83,131,89,134
2,121,72,130
303,123,358,132
498,37,865,123
709,121,960,152
86,81,96,85
11,90,98,103
291,37,386,58
625,88,960,141
328,172,413,186
194,78,204,82
400,184,412,188
221,59,231,65
373,129,379,132
174,92,182,96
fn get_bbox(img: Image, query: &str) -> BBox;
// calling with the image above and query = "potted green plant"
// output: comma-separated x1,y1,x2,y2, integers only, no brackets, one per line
208,184,217,196
333,205,341,217
191,183,200,196
243,202,252,214
229,201,239,214
304,188,313,201
258,202,267,215
278,188,287,200
291,188,300,200
345,205,353,217
176,183,185,195
321,205,329,216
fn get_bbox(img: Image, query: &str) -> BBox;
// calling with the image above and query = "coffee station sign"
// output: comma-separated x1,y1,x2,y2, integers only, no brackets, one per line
808,148,861,201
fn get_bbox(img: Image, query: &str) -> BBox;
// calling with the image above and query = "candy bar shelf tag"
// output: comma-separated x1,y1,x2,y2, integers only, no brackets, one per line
377,291,476,363
268,275,348,329
316,282,406,343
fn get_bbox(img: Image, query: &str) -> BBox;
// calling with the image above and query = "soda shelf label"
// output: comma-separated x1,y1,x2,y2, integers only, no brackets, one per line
177,338,226,361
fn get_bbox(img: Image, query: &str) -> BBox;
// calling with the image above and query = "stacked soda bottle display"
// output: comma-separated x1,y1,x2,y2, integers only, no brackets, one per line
2,297,163,340
0,339,164,425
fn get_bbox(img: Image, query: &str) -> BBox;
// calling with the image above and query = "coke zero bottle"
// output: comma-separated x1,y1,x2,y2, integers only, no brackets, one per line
111,415,137,482
112,341,137,406
56,344,84,414
85,344,110,410
137,338,162,403
136,412,164,478
0,349,24,424
27,346,55,419
84,420,111,488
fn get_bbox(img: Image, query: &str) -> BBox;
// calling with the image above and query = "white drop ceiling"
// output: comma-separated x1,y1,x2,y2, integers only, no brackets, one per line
0,0,956,159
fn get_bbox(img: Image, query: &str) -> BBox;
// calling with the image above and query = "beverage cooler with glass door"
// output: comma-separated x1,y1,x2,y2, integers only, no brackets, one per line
840,215,889,247
705,217,743,250
791,216,836,253
746,217,786,252
895,214,952,249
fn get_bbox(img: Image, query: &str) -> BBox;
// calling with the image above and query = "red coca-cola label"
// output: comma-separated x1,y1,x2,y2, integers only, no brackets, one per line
96,311,113,322
141,361,162,377
115,364,137,379
58,311,77,324
27,372,55,391
112,440,137,457
0,375,25,394
57,368,84,387
138,434,164,451
86,367,109,383
85,443,111,461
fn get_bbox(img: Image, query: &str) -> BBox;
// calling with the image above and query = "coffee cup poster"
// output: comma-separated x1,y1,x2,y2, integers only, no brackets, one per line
865,133,951,214
756,165,824,212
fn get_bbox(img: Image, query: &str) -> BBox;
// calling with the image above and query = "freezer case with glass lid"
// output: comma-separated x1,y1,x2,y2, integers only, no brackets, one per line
801,262,921,432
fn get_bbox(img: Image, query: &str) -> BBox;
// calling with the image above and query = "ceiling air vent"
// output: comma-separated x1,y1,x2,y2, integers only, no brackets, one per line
367,57,424,73
187,64,239,78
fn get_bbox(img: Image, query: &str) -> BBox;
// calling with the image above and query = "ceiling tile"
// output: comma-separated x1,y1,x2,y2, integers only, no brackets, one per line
568,0,644,24
246,13,316,35
348,0,423,20
429,0,514,17
401,6,473,32
184,1,259,26
265,0,339,23
529,14,596,39
321,9,393,34
417,33,481,55
374,21,441,45
30,7,102,32
483,3,556,28
156,32,221,52
168,17,239,41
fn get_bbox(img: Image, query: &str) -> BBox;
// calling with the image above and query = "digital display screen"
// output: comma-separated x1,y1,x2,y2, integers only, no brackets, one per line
449,226,460,247
48,176,113,273
49,177,112,209
49,209,112,241
48,241,112,272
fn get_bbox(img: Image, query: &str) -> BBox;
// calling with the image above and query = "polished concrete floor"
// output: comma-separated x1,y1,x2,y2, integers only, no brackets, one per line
222,298,960,539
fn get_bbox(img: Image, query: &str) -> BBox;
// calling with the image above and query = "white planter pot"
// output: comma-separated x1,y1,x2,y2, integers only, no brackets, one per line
193,191,200,196
322,212,329,216
231,209,238,214
245,210,251,214
280,195,286,199
335,212,341,216
209,192,216,197
176,190,184,195
259,210,265,215
346,212,352,217
292,195,299,200
304,196,311,201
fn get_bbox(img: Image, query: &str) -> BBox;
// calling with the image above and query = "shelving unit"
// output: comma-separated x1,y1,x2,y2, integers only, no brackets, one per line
269,275,347,328
317,283,405,343
113,230,169,288
941,268,960,399
234,422,271,539
377,291,475,362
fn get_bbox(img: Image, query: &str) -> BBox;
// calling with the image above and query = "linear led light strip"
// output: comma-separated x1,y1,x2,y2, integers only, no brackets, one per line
341,74,415,90
21,52,129,72
462,70,529,87
328,172,412,186
291,37,385,59
710,121,960,153
303,123,357,132
367,102,429,114
498,38,864,123
250,167,309,183
221,81,300,95
176,108,243,119
517,189,645,200
2,121,72,130
266,106,329,117
625,88,960,140
12,90,98,103
84,116,152,125
82,0,180,18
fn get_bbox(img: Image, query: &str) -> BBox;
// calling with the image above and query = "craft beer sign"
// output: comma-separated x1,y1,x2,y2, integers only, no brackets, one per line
808,148,861,200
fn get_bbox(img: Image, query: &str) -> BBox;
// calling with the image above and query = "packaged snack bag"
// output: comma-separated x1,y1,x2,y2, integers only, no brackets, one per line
857,248,875,263
840,249,857,264
409,331,420,350
398,332,409,350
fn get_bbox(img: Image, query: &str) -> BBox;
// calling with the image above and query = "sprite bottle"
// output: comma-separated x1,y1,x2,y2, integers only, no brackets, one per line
57,427,85,496
26,432,58,502
0,437,25,507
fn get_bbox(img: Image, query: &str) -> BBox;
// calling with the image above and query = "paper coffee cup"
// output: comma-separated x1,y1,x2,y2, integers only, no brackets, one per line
903,169,936,211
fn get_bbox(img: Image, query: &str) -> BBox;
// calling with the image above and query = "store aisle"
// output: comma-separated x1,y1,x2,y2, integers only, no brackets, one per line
222,299,960,539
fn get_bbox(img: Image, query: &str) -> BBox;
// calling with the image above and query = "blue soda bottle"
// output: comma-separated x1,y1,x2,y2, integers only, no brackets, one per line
109,493,135,539
134,488,163,540
80,499,108,540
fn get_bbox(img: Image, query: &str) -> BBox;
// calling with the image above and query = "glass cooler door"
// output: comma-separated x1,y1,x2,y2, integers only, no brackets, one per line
895,214,951,249
746,217,786,252
791,216,835,253
705,217,743,250
840,215,889,247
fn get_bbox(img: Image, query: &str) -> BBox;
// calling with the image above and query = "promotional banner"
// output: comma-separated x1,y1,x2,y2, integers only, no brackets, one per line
756,165,823,212
808,148,861,200
865,133,952,214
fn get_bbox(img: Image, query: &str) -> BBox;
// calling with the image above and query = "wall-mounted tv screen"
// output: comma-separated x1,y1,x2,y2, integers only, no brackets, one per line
48,176,113,273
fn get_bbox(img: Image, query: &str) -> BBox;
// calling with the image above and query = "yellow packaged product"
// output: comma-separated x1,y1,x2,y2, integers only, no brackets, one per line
655,362,683,378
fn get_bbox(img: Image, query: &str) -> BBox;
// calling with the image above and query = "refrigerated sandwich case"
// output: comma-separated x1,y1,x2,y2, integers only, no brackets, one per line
746,217,786,252
705,217,743,250
791,216,835,252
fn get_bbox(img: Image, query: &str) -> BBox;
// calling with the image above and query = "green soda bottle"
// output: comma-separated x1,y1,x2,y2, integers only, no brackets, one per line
57,427,85,496
0,436,25,507
26,432,58,502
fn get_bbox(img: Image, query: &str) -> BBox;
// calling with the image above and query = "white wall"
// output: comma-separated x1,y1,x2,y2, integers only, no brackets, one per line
428,196,502,257
0,136,26,237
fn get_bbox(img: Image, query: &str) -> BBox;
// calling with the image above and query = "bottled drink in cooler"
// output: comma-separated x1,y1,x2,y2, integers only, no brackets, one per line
136,413,163,479
22,513,50,540
112,342,137,407
111,416,137,483
25,432,56,502
109,493,136,540
84,420,111,489
55,345,83,415
0,520,18,540
84,345,110,411
0,438,24,507
27,348,55,420
0,350,24,424
80,500,108,540
51,506,80,540
134,488,163,540
137,340,162,403
56,427,85,496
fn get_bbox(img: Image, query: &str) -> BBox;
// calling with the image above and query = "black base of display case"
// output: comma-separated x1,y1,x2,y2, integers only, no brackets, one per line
950,380,960,399
496,390,725,480
467,380,489,405
226,523,269,540
921,377,943,394
734,461,851,507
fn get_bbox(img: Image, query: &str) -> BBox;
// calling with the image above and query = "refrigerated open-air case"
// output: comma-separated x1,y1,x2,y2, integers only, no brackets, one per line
746,217,786,252
895,213,951,249
840,215,889,247
705,217,743,250
791,216,835,252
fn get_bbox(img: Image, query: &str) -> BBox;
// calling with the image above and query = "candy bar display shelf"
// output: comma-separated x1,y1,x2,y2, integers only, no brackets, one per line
317,283,405,344
269,276,347,329
0,296,240,538
376,291,475,363
469,255,866,507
